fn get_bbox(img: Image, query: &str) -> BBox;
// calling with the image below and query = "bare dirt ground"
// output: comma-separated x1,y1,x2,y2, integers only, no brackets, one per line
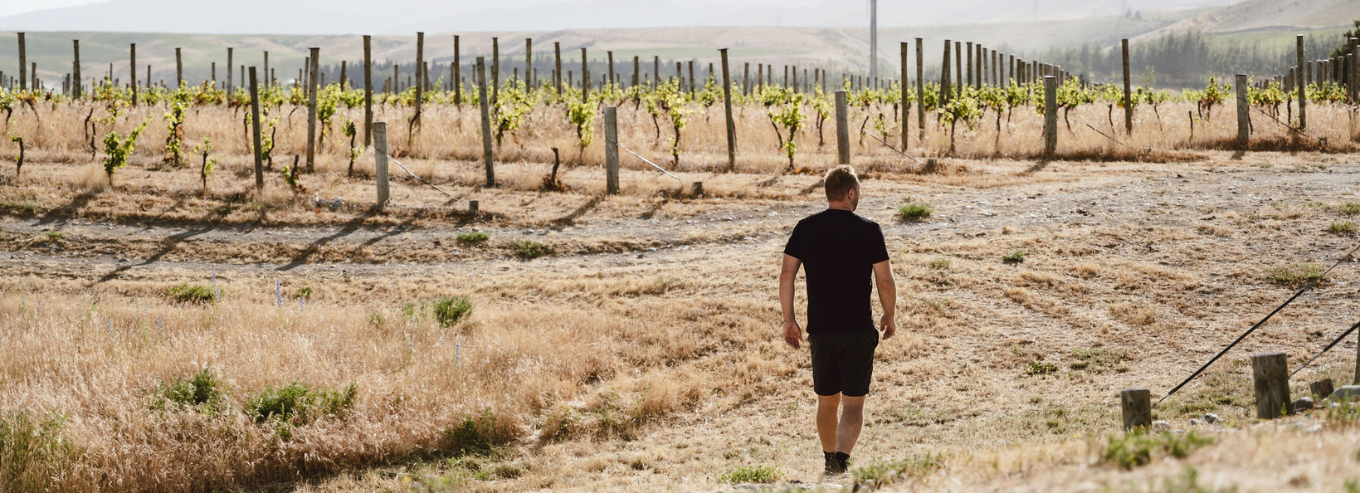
5,150,1360,492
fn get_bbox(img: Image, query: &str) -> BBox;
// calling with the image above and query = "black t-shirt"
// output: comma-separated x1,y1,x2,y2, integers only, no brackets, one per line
783,209,891,334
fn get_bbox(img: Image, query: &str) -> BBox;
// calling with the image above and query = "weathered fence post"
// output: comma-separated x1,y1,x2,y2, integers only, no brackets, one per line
363,36,373,146
720,48,736,172
226,47,233,93
469,200,479,215
900,41,909,149
249,67,264,191
744,62,750,96
941,40,952,106
604,106,620,195
1122,39,1132,135
1120,388,1151,430
175,47,183,87
72,40,81,99
17,32,25,91
835,90,849,165
525,38,533,88
305,47,320,173
414,32,424,131
477,57,495,186
965,42,974,89
607,51,615,86
1236,74,1249,146
492,37,500,105
632,55,640,90
130,44,137,105
916,38,925,144
581,48,589,102
263,51,269,88
1296,35,1306,131
1044,76,1058,156
374,121,390,207
554,42,562,95
1312,378,1335,400
1252,352,1290,419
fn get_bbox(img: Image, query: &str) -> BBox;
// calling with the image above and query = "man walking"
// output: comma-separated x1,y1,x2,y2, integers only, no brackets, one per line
779,165,896,475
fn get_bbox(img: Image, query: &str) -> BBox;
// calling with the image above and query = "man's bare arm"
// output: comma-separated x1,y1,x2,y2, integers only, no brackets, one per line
780,254,803,349
873,260,896,339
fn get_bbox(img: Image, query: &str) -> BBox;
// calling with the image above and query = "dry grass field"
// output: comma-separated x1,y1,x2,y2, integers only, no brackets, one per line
3,99,1360,492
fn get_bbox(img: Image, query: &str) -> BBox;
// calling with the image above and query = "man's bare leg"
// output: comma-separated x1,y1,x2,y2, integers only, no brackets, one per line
836,395,866,455
816,394,841,453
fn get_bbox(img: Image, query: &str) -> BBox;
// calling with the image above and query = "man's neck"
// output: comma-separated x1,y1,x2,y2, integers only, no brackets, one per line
827,202,854,212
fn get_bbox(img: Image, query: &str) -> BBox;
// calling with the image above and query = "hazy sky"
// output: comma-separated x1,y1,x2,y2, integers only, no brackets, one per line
0,0,103,17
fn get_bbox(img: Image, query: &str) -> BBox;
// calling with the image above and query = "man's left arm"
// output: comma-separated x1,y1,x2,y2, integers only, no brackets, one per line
873,260,896,339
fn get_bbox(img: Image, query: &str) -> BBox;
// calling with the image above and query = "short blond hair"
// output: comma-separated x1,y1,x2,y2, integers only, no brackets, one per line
824,165,859,202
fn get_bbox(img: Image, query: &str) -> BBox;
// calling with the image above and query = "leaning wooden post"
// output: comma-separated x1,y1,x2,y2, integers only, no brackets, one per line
363,35,373,146
835,90,850,165
414,32,424,131
130,43,137,105
900,41,909,149
17,32,25,91
720,48,736,172
72,40,81,99
1120,388,1151,431
604,106,620,194
374,121,389,207
1252,352,1290,419
305,47,320,173
477,57,495,186
1043,76,1058,156
1296,34,1306,131
1236,74,1249,147
249,67,264,191
1121,39,1132,135
916,38,926,144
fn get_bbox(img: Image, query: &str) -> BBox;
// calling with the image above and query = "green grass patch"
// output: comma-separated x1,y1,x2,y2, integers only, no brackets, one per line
509,240,553,259
1069,347,1128,373
928,258,951,270
245,381,358,430
444,408,522,456
1026,361,1057,375
165,283,218,304
851,454,942,486
1267,263,1324,286
719,464,780,483
1003,251,1025,264
149,367,226,412
1330,221,1357,234
433,296,473,328
1102,429,1213,470
1326,395,1360,428
456,232,489,245
0,411,83,492
1342,202,1360,215
897,203,934,221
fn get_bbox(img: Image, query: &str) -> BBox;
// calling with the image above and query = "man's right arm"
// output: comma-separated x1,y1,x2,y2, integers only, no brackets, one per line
780,254,803,349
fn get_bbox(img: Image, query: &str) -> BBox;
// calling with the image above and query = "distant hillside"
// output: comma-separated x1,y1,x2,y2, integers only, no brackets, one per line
1135,0,1360,42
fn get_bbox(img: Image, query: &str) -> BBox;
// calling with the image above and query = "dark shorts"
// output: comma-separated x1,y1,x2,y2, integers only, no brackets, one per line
808,331,879,397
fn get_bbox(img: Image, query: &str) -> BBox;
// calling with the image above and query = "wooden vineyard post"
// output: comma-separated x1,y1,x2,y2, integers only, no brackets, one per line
604,106,619,195
226,47,233,93
653,56,659,88
554,42,561,96
525,38,532,88
305,47,320,173
414,32,424,131
581,48,589,103
900,41,909,149
1121,39,1132,135
743,62,750,96
688,61,696,97
1120,388,1151,431
1296,35,1306,131
1236,74,1249,146
1252,352,1290,419
941,40,952,106
130,43,137,105
174,47,182,87
1352,39,1358,105
720,48,736,171
469,200,479,215
374,121,389,207
477,57,495,186
835,90,849,165
965,42,973,89
492,37,499,106
17,32,25,91
607,51,614,86
633,56,640,90
916,38,925,144
1043,76,1058,156
263,51,269,88
249,67,264,191
454,36,462,104
72,40,81,99
363,35,373,146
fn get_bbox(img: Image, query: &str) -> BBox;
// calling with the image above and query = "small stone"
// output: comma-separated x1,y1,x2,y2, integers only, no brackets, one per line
1331,385,1360,402
1203,413,1220,424
118,258,130,263
636,254,645,259
1292,397,1315,412
1189,418,1202,426
647,247,657,252
1151,421,1171,432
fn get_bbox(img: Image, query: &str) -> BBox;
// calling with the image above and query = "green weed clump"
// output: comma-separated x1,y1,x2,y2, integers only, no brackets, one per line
1102,429,1213,470
1329,221,1357,234
1341,202,1360,215
166,283,218,304
445,408,522,456
149,367,226,412
1026,361,1058,375
898,203,934,221
1267,263,1324,286
0,411,83,491
456,232,489,245
719,464,780,483
851,454,942,486
433,296,473,328
245,382,358,430
1003,251,1025,264
510,240,553,259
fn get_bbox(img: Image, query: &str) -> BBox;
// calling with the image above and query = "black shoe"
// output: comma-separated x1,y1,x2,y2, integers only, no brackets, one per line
824,452,845,475
834,452,850,474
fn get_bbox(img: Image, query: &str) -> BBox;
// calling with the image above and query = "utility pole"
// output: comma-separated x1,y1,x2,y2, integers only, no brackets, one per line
869,0,878,81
